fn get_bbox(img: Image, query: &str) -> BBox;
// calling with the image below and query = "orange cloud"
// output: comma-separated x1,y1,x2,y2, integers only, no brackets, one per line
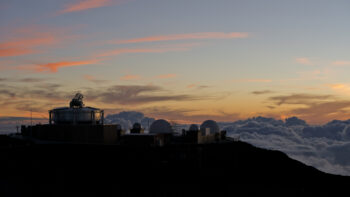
0,48,33,57
84,75,96,81
0,26,66,57
59,0,116,13
230,79,272,83
329,84,346,89
0,35,57,48
35,60,98,73
98,47,190,57
296,57,314,65
245,79,271,82
187,84,196,89
327,83,350,95
114,32,249,44
83,74,107,83
156,74,177,79
0,35,58,57
332,61,350,66
120,75,141,80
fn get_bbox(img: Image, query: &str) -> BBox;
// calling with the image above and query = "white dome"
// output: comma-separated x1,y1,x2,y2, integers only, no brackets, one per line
200,120,220,134
149,119,172,134
189,124,199,131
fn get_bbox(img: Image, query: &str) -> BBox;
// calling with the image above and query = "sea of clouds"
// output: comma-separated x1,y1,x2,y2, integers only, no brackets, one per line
2,112,350,176
221,116,350,176
104,111,155,131
105,113,350,176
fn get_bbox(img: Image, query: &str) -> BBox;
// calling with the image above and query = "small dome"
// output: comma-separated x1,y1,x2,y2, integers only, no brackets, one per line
200,120,220,134
133,122,142,130
189,124,199,131
150,119,172,134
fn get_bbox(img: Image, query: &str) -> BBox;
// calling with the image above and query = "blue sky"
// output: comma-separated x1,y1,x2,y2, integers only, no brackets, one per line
1,0,350,124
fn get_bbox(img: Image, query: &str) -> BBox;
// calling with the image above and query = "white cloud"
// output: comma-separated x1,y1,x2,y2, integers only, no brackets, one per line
223,117,350,176
104,111,155,130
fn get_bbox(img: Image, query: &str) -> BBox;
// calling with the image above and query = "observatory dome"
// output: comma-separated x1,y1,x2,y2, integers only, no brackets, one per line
149,119,172,134
189,124,199,131
200,120,220,134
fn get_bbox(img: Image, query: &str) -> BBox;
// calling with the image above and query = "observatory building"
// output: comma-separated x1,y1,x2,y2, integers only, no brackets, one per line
21,94,227,146
121,119,173,146
21,94,120,144
181,120,226,144
49,93,104,125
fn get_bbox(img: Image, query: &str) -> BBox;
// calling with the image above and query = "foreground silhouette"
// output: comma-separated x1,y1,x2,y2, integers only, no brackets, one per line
0,135,349,196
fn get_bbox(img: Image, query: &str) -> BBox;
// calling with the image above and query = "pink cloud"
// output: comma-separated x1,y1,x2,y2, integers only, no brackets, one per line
296,57,314,65
230,79,272,83
35,59,99,73
113,32,249,44
0,34,58,57
98,46,191,57
187,84,196,89
120,75,141,80
83,74,107,83
0,48,33,57
156,74,177,79
60,0,113,13
245,79,272,82
59,0,129,14
84,74,95,81
0,25,74,57
0,35,57,48
332,61,350,66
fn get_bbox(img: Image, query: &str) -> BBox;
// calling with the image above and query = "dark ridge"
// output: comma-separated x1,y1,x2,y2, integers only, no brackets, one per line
0,135,349,196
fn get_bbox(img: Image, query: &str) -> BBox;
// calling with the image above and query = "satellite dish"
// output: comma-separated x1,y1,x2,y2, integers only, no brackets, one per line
149,119,172,134
189,124,199,131
200,120,220,134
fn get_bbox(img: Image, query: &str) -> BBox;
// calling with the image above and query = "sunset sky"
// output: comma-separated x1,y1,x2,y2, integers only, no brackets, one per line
1,0,350,124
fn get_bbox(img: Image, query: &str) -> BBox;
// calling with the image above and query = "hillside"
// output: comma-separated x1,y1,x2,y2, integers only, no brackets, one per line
0,135,349,196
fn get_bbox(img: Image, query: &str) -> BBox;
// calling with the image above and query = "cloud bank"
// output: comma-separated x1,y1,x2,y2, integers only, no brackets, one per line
223,116,350,176
86,85,197,105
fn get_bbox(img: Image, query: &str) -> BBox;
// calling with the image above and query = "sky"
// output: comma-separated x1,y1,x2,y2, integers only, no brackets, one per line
1,0,350,124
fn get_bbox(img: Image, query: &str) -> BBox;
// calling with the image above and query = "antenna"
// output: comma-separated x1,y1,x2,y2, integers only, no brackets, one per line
29,93,33,126
30,109,32,126
70,93,84,108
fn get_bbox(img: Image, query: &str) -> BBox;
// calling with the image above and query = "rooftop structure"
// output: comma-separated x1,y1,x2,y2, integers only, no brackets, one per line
22,94,228,146
49,93,104,125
